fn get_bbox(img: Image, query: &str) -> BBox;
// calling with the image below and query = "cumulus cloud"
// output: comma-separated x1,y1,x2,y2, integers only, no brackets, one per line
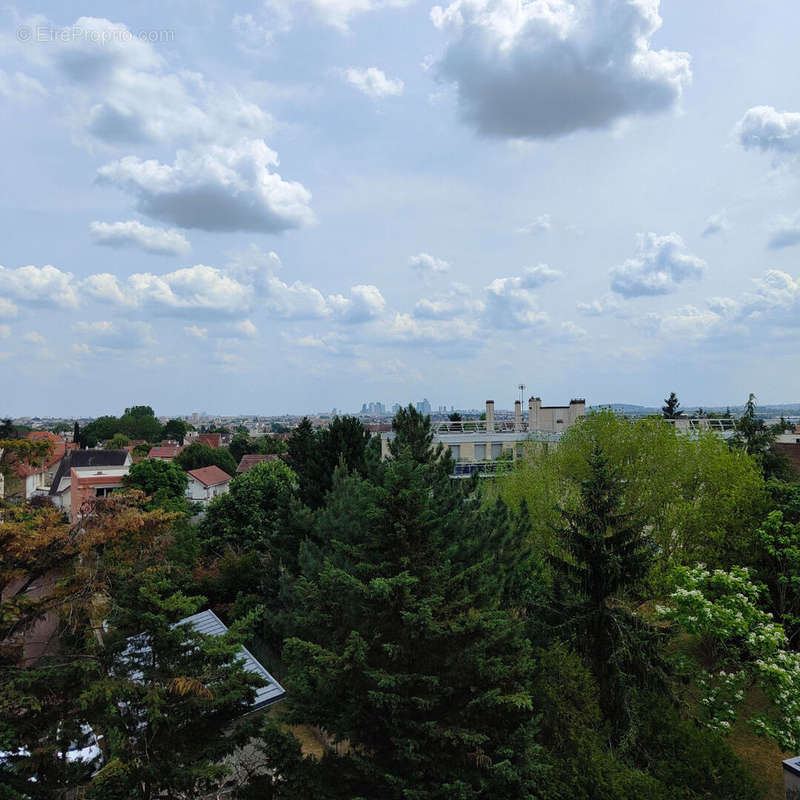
23,331,46,345
72,320,154,351
736,106,800,158
409,252,450,275
481,264,562,328
80,250,384,325
576,293,621,316
0,265,80,309
83,265,253,317
609,233,705,297
644,270,800,343
0,324,9,340
328,284,387,322
413,283,484,319
431,0,691,139
232,319,259,338
702,212,729,238
516,214,551,234
89,220,191,256
376,312,481,347
13,16,271,148
343,67,404,98
96,139,314,234
767,211,800,250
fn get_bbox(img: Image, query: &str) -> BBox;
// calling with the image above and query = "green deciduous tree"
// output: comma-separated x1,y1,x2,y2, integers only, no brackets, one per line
162,418,189,444
124,458,189,511
106,433,130,449
174,442,237,477
499,410,765,575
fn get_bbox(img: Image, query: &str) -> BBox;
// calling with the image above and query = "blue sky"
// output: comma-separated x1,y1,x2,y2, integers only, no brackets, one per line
1,0,799,417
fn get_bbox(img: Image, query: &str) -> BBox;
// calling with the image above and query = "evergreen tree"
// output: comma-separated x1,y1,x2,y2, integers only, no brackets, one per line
280,448,543,799
661,392,682,419
389,403,438,463
549,445,664,734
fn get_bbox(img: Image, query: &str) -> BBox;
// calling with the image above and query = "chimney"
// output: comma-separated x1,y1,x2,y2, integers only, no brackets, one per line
514,400,522,431
528,396,540,432
485,400,495,432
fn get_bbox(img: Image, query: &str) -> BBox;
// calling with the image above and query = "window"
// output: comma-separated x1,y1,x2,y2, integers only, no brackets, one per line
474,443,486,460
95,487,114,497
450,444,460,460
490,443,503,460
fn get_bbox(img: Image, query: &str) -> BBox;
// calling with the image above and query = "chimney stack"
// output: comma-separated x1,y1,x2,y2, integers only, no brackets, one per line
485,400,495,432
514,400,522,431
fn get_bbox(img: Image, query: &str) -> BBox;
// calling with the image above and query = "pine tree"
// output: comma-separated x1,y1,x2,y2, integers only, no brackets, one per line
661,392,682,419
549,445,664,734
280,448,543,799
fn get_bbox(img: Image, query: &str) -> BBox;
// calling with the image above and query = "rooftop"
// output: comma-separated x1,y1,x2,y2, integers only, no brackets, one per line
187,465,232,487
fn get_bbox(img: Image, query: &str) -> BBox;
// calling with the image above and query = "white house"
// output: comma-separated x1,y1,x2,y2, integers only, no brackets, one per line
185,465,232,503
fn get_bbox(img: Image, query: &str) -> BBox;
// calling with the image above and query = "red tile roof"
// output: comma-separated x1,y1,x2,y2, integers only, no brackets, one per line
236,453,279,473
187,465,232,487
148,444,184,459
197,433,221,449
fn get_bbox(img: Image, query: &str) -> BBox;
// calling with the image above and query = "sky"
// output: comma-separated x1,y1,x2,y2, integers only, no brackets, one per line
1,0,799,417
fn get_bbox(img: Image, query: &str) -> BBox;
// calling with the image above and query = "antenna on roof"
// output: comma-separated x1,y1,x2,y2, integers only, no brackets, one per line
518,384,526,406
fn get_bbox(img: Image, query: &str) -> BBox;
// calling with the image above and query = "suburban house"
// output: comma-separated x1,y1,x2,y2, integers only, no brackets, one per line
48,449,132,520
186,465,232,503
12,431,75,500
236,453,279,474
147,443,184,460
197,433,222,449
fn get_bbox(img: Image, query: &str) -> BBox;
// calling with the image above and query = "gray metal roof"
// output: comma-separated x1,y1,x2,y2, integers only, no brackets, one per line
176,610,286,711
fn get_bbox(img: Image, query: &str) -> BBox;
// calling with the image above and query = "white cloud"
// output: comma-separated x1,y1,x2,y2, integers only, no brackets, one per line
767,211,800,250
409,252,450,275
736,106,800,158
72,320,154,351
609,233,705,297
96,139,314,234
83,264,252,318
560,320,588,340
232,319,259,338
413,283,484,319
23,331,46,345
701,212,729,238
0,324,10,340
0,265,79,309
377,312,481,346
643,270,800,344
343,67,404,98
14,16,271,148
516,214,551,234
576,293,621,316
0,298,18,318
89,220,191,256
184,325,208,338
0,69,46,102
482,264,561,328
431,0,691,139
328,284,387,322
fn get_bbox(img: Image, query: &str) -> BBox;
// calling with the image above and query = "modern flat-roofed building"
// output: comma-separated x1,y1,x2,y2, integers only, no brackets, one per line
381,396,586,477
